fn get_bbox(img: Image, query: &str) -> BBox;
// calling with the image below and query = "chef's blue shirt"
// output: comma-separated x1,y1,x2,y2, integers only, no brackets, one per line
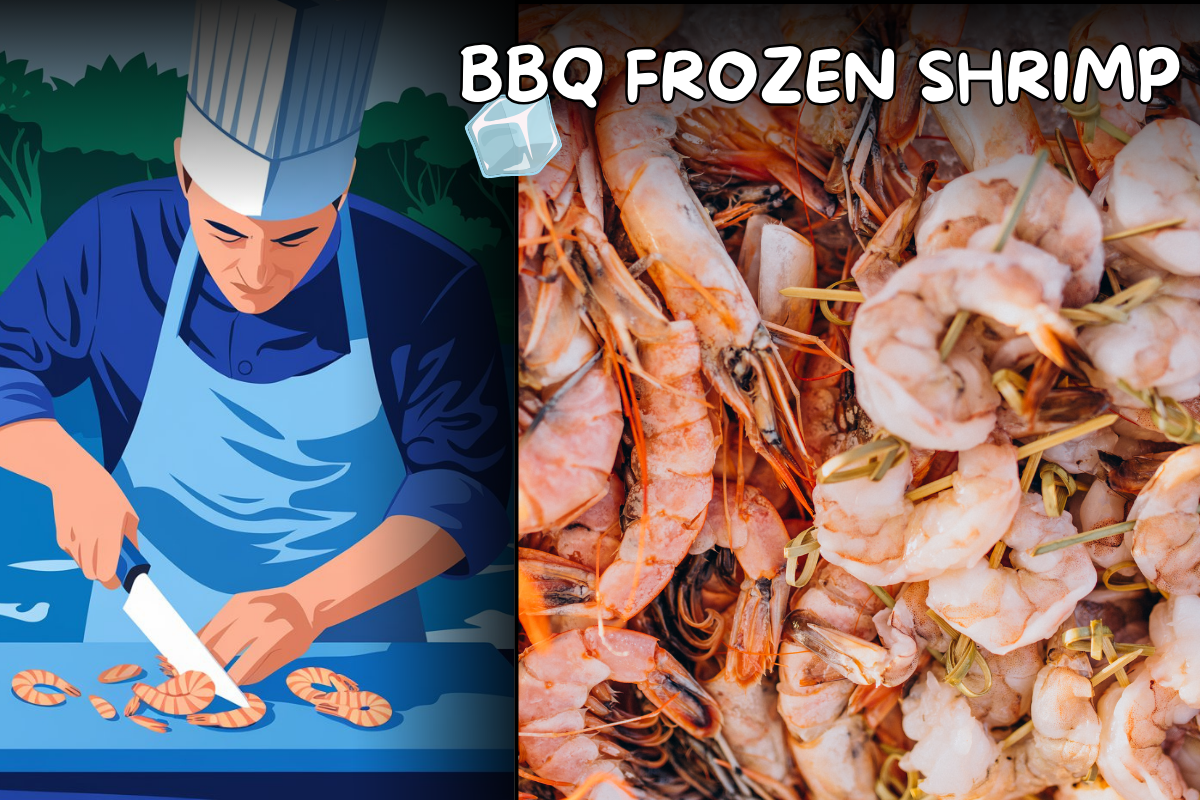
0,178,510,580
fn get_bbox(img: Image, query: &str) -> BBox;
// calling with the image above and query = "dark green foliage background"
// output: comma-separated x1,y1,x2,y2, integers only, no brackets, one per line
0,53,514,332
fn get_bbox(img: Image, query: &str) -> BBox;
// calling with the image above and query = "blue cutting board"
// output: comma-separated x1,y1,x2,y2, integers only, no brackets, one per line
0,643,513,772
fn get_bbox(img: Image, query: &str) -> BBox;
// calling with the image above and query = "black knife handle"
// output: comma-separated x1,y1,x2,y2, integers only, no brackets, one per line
116,537,150,593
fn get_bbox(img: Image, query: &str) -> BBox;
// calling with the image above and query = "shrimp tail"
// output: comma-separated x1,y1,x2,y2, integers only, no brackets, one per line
724,573,790,687
516,547,597,616
788,622,887,687
1027,321,1092,379
638,647,723,739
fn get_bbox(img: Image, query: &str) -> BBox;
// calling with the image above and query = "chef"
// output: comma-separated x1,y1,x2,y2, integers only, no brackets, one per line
0,0,509,684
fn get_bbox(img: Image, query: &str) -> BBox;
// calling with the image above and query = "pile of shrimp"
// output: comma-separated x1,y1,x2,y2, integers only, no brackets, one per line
517,4,1200,799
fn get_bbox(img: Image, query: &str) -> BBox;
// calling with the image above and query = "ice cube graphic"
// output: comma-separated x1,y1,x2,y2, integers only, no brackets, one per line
466,95,561,178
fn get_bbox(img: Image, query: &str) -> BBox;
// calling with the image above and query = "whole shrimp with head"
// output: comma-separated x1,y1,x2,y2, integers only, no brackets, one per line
849,240,1081,451
1097,594,1200,800
596,76,808,492
1127,445,1200,597
519,626,722,799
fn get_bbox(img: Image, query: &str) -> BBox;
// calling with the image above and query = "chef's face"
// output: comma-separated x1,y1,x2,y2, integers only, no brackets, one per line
173,138,350,315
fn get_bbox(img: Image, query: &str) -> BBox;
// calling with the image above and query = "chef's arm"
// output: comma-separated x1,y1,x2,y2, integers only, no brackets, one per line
286,515,465,634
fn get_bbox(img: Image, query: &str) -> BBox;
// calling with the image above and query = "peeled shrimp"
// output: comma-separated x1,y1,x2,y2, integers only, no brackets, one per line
849,246,1076,451
813,438,1021,586
900,671,1000,798
1017,642,1101,788
927,492,1097,654
11,669,81,706
1128,446,1200,596
702,670,792,786
188,693,267,728
1080,477,1134,570
1097,595,1200,800
518,627,721,797
697,484,789,686
915,154,1103,307
596,78,804,476
1104,119,1200,277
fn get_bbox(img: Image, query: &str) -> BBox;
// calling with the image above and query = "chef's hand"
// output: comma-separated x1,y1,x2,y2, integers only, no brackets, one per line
52,453,138,590
198,588,322,686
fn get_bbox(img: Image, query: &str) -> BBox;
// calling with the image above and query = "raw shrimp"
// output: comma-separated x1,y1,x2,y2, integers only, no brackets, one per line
286,667,359,705
128,715,168,734
915,154,1104,307
97,664,143,684
697,484,790,686
88,695,117,720
1104,119,1200,278
813,438,1021,586
11,669,80,706
1097,595,1200,800
188,693,267,728
518,627,721,797
596,78,806,481
701,670,792,786
849,246,1077,451
518,358,624,536
132,671,215,716
315,691,392,728
538,473,624,574
926,492,1097,654
1128,446,1200,596
528,5,683,83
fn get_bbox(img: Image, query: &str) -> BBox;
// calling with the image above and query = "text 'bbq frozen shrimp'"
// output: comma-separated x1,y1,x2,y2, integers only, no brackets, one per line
1098,595,1200,800
813,438,1021,586
1128,445,1200,596
1104,119,1200,278
518,627,721,799
849,246,1079,451
596,79,807,484
915,154,1105,307
926,492,1097,654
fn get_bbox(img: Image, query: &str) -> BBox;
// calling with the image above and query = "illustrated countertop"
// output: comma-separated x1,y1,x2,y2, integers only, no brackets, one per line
0,643,513,772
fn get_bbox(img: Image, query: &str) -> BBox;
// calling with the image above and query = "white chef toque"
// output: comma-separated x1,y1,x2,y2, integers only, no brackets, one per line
179,0,386,220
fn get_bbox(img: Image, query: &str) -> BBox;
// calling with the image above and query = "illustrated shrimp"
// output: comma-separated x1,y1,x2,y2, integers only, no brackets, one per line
813,437,1021,586
132,670,215,716
849,245,1080,451
188,693,267,729
88,695,117,720
694,483,790,686
926,492,1097,654
1103,119,1200,278
596,78,809,487
11,669,80,706
518,627,721,798
286,667,359,705
315,691,391,728
128,715,168,734
124,696,141,717
915,154,1104,307
1128,445,1200,596
97,664,143,684
1097,594,1200,800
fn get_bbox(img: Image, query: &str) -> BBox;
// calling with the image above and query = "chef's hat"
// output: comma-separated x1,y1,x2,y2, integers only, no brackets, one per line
179,0,386,220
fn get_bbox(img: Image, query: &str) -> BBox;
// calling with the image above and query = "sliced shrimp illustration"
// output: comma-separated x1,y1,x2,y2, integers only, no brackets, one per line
11,669,81,706
188,693,267,729
128,715,169,734
97,664,144,684
88,695,118,720
519,627,721,798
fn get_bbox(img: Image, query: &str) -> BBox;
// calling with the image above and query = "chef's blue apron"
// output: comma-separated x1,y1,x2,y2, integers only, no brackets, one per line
84,205,424,643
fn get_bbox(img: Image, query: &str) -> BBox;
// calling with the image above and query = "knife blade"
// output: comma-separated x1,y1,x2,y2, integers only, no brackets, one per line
116,538,250,708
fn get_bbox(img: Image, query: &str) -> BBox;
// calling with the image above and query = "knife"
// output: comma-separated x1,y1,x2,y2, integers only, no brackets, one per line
115,538,250,708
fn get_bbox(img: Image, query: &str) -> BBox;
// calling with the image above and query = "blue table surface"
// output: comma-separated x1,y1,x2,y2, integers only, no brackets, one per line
0,643,514,772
